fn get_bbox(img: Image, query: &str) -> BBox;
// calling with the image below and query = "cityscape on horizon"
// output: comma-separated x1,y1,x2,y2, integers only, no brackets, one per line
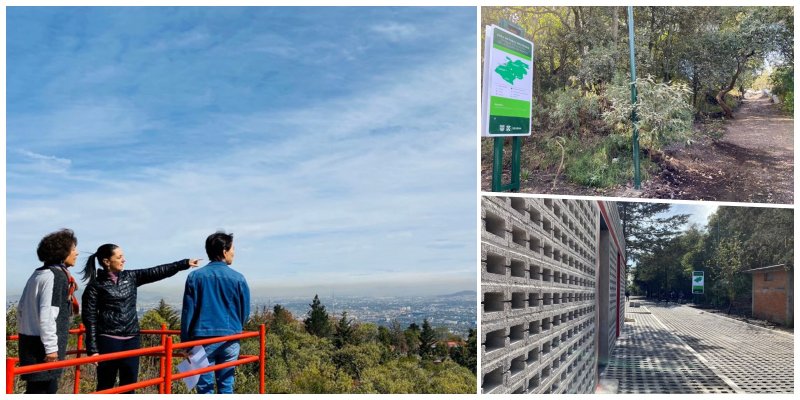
6,290,477,337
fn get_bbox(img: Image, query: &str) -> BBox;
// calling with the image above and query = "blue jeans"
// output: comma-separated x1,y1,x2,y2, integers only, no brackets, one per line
196,340,239,394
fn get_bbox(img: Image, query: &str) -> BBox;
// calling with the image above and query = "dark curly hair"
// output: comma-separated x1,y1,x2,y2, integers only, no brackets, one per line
37,228,78,266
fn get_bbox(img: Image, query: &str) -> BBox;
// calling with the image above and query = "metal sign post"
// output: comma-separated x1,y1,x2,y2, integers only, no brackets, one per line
627,6,641,189
482,20,533,192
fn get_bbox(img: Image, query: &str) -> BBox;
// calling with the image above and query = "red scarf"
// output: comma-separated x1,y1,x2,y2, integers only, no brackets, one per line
60,266,80,315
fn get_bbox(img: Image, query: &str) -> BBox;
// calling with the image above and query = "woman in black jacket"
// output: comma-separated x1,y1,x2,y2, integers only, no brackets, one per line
81,243,199,393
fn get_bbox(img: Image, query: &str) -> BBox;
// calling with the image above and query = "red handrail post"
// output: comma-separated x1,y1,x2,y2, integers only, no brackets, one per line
164,336,173,394
74,323,85,394
259,324,266,394
7,358,17,394
159,323,167,394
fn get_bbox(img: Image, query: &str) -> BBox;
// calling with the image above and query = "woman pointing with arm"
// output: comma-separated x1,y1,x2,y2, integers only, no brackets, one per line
81,243,199,393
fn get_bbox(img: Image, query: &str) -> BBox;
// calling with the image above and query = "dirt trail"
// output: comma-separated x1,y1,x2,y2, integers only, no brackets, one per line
482,92,793,203
639,92,793,203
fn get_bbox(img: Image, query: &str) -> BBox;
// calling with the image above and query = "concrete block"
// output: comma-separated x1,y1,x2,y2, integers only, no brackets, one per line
482,196,622,394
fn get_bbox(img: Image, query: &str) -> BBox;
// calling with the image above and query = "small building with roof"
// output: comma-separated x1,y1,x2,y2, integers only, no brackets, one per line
742,264,793,326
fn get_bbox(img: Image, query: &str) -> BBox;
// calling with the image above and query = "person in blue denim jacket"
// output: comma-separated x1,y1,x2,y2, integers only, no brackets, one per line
180,231,250,394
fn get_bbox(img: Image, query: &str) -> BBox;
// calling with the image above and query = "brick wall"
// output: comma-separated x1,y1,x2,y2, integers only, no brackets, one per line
751,270,791,325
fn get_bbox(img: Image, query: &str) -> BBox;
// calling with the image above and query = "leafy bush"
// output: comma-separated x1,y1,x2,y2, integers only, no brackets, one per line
770,66,793,98
781,90,794,114
577,46,617,88
603,76,694,151
544,87,601,135
771,66,793,113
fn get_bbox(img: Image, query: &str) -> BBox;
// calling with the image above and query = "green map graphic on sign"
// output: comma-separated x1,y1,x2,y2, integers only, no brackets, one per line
495,57,529,85
694,276,703,283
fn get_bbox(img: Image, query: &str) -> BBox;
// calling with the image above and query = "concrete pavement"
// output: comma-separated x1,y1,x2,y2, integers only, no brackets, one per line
600,300,794,393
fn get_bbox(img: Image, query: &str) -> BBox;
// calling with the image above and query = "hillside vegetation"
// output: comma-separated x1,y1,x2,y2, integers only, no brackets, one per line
6,295,476,394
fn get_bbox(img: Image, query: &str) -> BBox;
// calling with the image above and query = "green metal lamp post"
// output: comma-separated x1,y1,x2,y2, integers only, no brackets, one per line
627,6,641,189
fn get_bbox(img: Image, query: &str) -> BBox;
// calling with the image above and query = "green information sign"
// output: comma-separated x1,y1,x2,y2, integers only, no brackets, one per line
692,271,704,294
482,25,533,136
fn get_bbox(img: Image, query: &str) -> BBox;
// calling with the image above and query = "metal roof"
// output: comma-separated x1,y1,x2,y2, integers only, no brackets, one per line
741,264,790,274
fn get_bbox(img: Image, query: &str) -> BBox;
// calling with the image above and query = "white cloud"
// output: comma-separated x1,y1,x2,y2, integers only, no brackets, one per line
6,42,477,296
370,22,420,42
8,99,156,151
146,28,211,52
14,149,72,175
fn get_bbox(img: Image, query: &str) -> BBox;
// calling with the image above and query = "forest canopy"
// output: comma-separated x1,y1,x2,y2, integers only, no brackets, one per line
622,204,792,311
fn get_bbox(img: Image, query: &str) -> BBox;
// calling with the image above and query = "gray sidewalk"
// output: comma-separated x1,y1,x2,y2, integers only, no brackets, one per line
648,302,793,393
600,301,794,393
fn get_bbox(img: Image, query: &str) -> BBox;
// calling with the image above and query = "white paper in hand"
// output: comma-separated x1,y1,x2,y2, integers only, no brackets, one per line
188,346,210,368
179,346,210,390
177,360,200,390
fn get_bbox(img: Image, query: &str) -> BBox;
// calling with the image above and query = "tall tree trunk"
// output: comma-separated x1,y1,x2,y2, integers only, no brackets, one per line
715,50,755,119
572,6,586,57
648,7,657,56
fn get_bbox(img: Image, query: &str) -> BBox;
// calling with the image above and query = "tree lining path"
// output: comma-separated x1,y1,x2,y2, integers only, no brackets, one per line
641,92,793,203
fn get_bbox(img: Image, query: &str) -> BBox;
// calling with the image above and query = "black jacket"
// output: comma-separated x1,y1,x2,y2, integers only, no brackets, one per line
81,260,190,355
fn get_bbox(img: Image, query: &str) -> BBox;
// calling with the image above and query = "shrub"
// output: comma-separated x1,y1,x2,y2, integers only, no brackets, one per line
544,87,601,136
771,66,793,113
781,90,794,114
603,76,693,151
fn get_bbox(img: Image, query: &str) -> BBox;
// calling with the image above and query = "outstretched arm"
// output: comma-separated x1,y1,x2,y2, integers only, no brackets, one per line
133,259,198,287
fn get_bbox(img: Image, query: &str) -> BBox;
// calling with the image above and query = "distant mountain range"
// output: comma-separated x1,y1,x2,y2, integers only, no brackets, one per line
440,290,477,297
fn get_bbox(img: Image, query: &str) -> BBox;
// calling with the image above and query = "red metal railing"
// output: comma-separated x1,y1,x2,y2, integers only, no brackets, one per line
6,323,266,394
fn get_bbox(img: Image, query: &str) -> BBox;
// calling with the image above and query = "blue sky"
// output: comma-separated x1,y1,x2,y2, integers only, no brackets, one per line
6,7,477,299
667,203,719,230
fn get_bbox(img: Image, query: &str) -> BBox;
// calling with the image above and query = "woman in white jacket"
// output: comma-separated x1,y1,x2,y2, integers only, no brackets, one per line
17,229,80,394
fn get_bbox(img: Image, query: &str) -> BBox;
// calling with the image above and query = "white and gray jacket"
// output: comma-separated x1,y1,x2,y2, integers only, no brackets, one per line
17,266,72,381
19,268,65,353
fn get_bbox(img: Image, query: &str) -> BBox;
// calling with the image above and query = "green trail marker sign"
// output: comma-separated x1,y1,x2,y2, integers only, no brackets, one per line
481,25,533,136
692,271,704,294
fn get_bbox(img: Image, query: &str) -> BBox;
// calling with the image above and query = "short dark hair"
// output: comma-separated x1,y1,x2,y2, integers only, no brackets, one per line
37,229,78,266
206,231,234,262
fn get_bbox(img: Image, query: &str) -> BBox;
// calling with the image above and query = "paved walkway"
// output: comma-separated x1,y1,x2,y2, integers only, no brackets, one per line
601,301,794,393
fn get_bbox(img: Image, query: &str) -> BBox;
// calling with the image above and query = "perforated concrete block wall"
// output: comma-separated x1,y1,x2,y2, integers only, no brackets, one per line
601,201,626,351
481,196,622,394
